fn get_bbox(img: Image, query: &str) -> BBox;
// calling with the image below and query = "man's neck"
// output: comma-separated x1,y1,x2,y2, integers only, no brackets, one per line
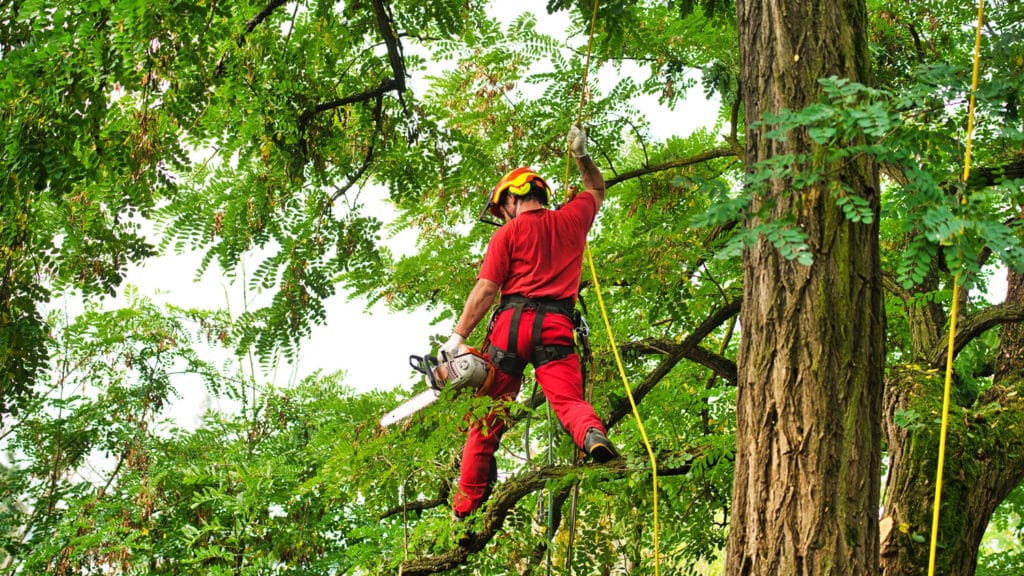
516,199,544,214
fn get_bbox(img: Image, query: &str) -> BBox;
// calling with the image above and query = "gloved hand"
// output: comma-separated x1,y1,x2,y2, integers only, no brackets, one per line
568,123,588,158
439,332,465,361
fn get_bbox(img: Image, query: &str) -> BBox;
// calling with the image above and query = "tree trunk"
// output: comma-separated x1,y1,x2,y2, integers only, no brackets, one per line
728,1,884,575
881,269,1024,576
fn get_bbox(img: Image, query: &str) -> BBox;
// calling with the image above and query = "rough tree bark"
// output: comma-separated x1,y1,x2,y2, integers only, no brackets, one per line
728,1,884,575
881,269,1024,576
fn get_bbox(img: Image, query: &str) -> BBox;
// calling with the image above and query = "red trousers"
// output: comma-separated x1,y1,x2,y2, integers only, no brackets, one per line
453,308,606,516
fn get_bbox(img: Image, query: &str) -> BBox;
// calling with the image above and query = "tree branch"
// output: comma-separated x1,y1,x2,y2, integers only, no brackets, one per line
968,155,1024,188
395,449,727,575
629,338,737,384
929,302,1024,368
370,0,407,96
329,95,384,203
881,270,912,302
245,0,290,35
213,0,291,77
604,146,739,188
606,299,741,428
297,0,407,133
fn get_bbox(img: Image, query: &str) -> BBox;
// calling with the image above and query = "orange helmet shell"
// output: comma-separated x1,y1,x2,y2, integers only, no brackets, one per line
487,167,551,218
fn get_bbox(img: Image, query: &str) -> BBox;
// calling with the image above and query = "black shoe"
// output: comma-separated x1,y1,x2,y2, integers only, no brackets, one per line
583,428,618,463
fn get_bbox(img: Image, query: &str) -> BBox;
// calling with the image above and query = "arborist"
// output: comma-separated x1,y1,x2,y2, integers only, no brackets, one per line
440,124,619,520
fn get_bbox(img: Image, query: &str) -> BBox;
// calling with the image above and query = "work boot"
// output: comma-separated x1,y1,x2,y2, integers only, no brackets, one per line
583,428,618,463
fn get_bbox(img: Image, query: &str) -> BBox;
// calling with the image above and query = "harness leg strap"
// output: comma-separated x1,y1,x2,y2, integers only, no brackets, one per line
489,300,528,376
487,295,578,374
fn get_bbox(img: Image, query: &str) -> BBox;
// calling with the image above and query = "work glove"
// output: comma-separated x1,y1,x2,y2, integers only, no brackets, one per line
568,123,588,158
439,332,465,362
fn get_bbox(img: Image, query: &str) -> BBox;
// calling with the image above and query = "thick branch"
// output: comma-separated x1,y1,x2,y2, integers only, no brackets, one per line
604,147,739,188
370,0,407,95
298,0,406,130
606,299,741,428
300,79,400,125
881,271,911,302
395,449,725,575
929,302,1024,368
968,156,1024,188
630,339,737,384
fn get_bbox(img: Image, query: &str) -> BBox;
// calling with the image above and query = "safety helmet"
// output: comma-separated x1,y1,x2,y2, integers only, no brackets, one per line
483,167,551,221
436,344,496,396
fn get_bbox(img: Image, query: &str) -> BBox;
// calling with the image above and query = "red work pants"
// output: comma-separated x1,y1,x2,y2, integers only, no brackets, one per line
453,308,607,516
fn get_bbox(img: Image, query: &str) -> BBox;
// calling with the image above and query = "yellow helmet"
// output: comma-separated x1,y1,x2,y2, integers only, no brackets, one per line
482,167,551,221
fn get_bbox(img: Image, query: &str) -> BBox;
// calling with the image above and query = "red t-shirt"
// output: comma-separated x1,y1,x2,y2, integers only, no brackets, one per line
478,191,598,302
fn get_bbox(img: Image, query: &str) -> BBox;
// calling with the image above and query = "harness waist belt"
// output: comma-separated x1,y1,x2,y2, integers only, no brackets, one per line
498,294,575,318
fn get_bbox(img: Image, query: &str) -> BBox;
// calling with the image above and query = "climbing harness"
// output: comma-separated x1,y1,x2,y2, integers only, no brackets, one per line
485,295,578,376
928,1,985,574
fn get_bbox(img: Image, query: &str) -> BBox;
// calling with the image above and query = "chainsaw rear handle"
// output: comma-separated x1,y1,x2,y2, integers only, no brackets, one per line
409,354,442,391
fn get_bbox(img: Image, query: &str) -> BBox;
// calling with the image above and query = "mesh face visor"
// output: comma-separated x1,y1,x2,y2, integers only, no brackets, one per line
478,167,551,226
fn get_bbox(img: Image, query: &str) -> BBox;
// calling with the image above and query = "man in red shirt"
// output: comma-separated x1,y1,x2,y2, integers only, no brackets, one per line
440,125,618,519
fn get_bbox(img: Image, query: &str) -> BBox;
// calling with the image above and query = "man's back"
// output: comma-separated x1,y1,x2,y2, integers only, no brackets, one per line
478,192,598,301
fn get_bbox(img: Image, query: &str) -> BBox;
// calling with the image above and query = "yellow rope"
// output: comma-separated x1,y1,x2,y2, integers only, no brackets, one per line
927,1,984,573
583,248,661,574
562,1,661,573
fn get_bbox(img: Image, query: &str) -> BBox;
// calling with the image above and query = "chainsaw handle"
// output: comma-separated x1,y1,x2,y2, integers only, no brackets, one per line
409,354,441,390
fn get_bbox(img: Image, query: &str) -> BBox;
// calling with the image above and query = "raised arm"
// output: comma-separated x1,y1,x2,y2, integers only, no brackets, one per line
568,124,606,211
575,154,605,210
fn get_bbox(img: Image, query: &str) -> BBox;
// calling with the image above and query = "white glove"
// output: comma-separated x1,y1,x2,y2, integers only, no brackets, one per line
439,332,465,361
568,124,588,158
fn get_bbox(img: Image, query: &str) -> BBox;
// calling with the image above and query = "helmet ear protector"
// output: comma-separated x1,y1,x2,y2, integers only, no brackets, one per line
478,167,551,226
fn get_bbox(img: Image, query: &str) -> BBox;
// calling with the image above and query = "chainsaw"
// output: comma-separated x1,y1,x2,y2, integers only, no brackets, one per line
379,345,495,428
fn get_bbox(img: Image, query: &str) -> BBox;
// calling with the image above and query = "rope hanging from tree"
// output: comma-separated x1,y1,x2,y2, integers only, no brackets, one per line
562,1,662,574
928,0,985,574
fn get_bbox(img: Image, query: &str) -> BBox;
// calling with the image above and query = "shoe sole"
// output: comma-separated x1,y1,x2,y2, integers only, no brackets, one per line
588,442,617,463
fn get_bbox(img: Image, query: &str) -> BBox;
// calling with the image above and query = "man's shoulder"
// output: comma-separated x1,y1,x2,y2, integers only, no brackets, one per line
557,191,598,218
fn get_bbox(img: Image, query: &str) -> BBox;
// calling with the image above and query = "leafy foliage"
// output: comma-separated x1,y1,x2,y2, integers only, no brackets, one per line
978,484,1024,576
0,290,229,573
4,0,1024,574
0,0,188,420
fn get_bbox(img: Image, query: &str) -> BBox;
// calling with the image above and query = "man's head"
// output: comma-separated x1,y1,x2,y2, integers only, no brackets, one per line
483,167,551,223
